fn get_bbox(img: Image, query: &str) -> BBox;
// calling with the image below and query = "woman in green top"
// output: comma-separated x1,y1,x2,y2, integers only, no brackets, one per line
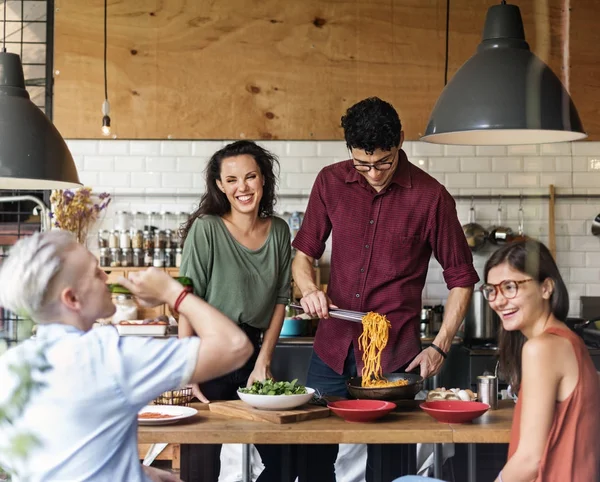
179,140,292,482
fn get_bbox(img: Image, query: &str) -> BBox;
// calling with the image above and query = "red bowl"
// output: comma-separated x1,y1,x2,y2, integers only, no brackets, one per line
328,399,396,423
420,400,490,423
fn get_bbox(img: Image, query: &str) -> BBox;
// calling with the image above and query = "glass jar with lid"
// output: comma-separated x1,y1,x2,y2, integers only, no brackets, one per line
132,248,144,267
147,212,158,233
164,248,175,268
119,230,131,249
120,247,133,267
99,247,110,267
112,294,138,324
98,230,109,249
143,249,153,267
164,229,173,249
154,230,166,250
175,247,183,268
108,230,119,249
131,230,143,249
143,230,154,251
152,248,165,268
109,248,121,267
115,211,130,232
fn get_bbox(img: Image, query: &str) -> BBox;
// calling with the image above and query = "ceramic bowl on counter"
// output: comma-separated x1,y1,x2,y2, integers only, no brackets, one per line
420,400,489,423
328,399,396,423
237,387,315,411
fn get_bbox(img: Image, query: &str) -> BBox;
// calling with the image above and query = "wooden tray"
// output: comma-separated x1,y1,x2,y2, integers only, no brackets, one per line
209,400,330,424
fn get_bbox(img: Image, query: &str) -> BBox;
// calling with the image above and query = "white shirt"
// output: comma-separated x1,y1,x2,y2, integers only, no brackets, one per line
0,323,200,481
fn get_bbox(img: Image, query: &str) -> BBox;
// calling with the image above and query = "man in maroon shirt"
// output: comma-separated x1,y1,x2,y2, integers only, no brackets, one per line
292,97,479,481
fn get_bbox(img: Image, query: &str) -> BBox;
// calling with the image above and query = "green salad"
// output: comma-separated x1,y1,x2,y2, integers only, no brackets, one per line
239,378,307,396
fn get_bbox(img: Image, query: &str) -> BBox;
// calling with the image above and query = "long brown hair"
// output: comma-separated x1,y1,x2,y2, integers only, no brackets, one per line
483,240,569,392
179,140,280,245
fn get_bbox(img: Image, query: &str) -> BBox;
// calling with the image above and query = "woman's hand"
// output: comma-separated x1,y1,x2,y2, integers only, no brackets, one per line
247,361,273,387
188,383,210,404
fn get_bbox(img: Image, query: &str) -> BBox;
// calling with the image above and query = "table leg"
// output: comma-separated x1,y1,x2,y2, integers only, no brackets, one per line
467,443,476,482
433,444,443,478
242,444,251,482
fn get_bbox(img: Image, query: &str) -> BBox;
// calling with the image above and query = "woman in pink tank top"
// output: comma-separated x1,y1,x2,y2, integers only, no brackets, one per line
481,240,600,482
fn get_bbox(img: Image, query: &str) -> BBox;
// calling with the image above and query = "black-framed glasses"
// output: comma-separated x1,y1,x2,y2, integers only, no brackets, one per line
480,279,533,302
352,151,396,172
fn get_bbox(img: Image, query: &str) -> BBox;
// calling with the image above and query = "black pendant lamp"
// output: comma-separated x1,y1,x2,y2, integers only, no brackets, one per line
0,0,81,189
421,1,586,145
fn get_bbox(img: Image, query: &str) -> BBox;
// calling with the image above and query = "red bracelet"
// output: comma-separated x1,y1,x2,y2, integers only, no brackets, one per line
173,289,190,314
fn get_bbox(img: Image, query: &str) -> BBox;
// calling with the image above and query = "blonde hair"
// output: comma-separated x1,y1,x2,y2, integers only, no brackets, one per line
0,230,77,322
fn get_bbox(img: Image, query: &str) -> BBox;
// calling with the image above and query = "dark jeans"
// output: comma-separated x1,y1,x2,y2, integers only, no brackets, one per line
303,345,417,482
192,325,291,482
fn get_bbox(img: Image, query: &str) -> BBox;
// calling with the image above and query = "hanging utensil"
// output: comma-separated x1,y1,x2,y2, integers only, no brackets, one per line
510,196,527,243
592,213,600,236
489,197,513,245
462,197,488,251
289,304,365,323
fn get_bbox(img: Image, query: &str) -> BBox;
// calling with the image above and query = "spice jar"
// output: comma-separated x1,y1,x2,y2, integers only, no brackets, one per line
164,229,173,249
175,247,183,268
154,230,166,250
144,249,153,267
108,230,119,249
109,248,121,267
119,230,131,249
131,230,143,249
143,230,154,252
132,248,144,267
98,230,109,249
120,247,133,267
152,248,165,268
112,294,138,324
164,248,175,268
99,247,110,267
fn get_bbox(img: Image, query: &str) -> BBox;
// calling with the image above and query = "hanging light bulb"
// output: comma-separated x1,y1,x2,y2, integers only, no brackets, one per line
101,99,111,136
101,0,112,137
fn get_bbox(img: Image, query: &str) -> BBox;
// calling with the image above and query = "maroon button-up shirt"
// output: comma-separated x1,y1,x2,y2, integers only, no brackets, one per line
292,149,479,375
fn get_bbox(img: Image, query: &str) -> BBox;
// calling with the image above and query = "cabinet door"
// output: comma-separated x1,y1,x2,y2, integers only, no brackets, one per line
104,270,126,284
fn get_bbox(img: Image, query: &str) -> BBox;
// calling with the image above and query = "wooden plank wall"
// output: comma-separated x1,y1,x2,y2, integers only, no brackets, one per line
53,0,599,141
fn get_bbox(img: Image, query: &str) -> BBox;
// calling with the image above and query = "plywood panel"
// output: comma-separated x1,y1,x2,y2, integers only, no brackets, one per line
53,0,447,140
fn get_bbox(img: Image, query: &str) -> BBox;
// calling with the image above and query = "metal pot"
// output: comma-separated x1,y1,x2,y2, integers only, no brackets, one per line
462,204,488,251
592,213,600,236
464,290,500,341
489,201,513,245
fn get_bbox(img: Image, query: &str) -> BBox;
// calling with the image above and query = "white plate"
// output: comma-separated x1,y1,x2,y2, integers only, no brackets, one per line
137,405,198,425
237,387,315,411
116,324,168,337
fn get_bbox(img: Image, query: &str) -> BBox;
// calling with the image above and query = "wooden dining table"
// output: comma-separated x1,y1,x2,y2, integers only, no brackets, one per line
138,400,514,482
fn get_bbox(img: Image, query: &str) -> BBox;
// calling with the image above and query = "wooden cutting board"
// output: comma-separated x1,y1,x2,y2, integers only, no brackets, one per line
209,400,330,424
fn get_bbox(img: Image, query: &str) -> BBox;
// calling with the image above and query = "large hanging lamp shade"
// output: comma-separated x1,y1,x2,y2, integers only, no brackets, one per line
0,52,81,189
421,2,586,145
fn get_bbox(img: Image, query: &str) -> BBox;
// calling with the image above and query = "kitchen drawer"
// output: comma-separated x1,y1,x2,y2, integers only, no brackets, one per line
104,270,126,284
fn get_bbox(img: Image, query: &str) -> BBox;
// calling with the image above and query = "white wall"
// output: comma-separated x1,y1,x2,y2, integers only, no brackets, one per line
65,139,600,317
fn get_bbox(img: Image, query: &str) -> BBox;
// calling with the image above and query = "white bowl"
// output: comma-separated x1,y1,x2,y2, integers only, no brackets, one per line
237,387,315,410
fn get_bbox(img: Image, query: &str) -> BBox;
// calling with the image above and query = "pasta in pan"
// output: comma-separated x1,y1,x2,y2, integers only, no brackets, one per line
358,311,409,388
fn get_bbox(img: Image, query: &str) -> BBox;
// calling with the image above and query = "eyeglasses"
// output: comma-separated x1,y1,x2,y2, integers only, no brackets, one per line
352,151,396,172
480,279,533,302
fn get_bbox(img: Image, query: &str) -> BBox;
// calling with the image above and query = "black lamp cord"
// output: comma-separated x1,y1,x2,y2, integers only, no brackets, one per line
443,0,449,86
104,0,108,101
2,0,6,53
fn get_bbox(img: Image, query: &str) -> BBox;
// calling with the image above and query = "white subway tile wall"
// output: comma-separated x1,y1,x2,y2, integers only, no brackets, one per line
66,139,600,316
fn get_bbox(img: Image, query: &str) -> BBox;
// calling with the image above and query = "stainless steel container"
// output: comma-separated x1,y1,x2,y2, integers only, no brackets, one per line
477,375,498,409
464,290,500,341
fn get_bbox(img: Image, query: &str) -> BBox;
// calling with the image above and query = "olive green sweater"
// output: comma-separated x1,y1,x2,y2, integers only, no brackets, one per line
180,215,291,330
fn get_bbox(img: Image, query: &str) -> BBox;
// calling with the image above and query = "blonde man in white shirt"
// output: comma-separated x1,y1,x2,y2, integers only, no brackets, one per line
0,230,253,482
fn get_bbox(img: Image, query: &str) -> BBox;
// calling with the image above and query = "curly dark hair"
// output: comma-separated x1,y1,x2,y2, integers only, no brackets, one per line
341,97,402,154
484,239,569,393
180,140,280,244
